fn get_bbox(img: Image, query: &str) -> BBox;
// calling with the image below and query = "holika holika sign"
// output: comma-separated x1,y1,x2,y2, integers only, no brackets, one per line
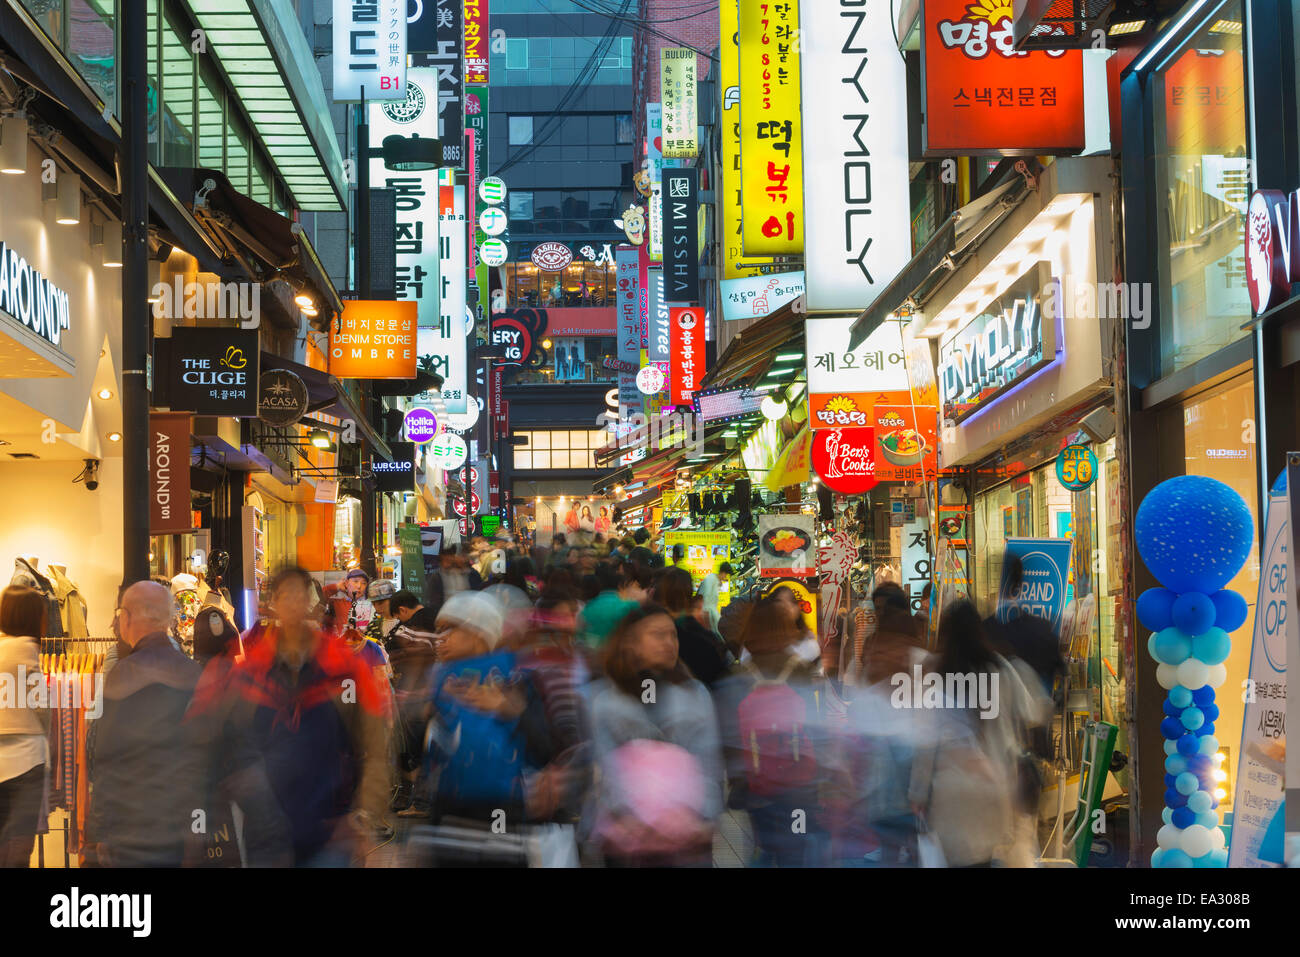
937,262,1060,423
0,241,71,349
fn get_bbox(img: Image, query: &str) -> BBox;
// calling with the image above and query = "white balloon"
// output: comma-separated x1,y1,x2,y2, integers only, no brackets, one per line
1156,824,1183,851
1206,663,1227,688
1210,826,1226,850
1156,663,1180,689
1175,659,1210,690
1181,824,1214,858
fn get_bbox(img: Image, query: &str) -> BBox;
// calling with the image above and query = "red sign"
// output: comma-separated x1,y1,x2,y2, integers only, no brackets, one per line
921,0,1085,155
1246,188,1300,315
465,0,488,83
873,404,939,483
489,470,500,509
669,306,704,407
150,412,193,534
812,427,878,495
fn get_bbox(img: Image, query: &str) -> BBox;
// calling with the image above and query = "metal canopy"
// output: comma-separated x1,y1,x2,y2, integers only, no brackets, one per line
182,0,347,210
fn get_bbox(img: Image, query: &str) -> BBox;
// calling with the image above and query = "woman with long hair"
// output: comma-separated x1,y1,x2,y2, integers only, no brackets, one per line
654,566,730,687
587,604,721,866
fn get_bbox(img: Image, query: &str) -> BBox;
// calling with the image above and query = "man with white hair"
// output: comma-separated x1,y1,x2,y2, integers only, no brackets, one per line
85,581,204,867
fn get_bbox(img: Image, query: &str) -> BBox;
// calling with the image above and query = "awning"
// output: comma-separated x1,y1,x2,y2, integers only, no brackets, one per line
847,170,1033,351
260,353,393,461
699,298,806,394
159,167,343,324
616,483,663,515
181,0,347,210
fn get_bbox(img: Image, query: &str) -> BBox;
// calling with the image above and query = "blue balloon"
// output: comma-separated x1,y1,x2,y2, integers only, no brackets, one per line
1203,703,1220,722
1191,627,1231,665
1135,476,1255,593
1151,848,1166,868
1192,685,1216,707
1195,812,1220,829
1175,772,1199,795
1152,627,1192,665
1170,686,1193,708
1138,587,1177,631
1186,755,1212,774
1197,722,1216,737
1210,848,1229,867
1161,717,1184,739
1192,851,1217,868
1177,735,1200,756
1210,589,1249,632
1161,807,1174,826
1166,789,1187,808
1187,791,1212,815
1165,755,1187,775
1172,591,1216,636
1163,698,1180,717
1181,707,1205,731
1164,773,1177,788
1161,848,1194,868
1172,807,1196,828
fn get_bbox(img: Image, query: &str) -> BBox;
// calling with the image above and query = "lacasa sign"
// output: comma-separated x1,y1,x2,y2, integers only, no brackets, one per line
1246,187,1300,315
0,241,71,349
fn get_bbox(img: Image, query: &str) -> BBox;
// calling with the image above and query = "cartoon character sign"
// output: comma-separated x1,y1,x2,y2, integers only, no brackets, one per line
633,160,653,198
615,204,647,245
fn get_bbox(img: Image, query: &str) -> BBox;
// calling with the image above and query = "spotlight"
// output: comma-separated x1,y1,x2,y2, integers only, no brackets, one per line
101,221,123,267
96,388,113,400
310,429,335,451
0,115,27,175
50,172,81,225
107,431,122,442
294,293,314,309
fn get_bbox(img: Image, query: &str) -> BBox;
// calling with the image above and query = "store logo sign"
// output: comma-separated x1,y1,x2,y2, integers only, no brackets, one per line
531,241,572,272
812,427,878,495
1246,187,1300,315
257,368,309,426
0,241,70,349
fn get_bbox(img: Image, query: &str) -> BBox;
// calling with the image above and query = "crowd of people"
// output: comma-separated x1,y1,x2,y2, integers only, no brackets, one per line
0,529,1065,868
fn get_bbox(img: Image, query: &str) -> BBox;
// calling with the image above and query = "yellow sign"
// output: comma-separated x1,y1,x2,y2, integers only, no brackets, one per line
720,0,775,278
661,48,698,158
763,424,811,492
664,529,732,591
738,0,804,256
764,578,817,634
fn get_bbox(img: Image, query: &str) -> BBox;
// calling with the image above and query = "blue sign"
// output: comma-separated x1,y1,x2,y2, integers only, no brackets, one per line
998,538,1074,636
1056,444,1098,491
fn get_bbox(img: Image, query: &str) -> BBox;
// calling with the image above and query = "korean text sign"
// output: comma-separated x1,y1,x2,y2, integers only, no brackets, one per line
738,0,804,255
332,0,406,102
805,316,908,429
920,0,1085,155
661,48,699,158
669,306,705,407
330,300,418,379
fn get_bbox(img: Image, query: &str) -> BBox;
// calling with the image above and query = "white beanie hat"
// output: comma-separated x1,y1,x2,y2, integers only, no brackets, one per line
437,591,505,649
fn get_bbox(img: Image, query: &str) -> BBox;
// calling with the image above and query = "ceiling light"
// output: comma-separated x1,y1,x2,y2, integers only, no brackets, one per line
101,220,123,267
542,338,553,349
761,395,788,420
107,431,122,442
52,172,81,225
1107,19,1145,35
773,353,803,363
0,115,27,174
1209,18,1241,34
96,388,113,400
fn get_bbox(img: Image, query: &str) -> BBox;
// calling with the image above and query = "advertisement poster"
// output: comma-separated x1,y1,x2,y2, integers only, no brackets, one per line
758,513,815,579
399,524,425,601
806,316,909,428
1229,486,1287,866
998,538,1074,636
553,337,585,381
664,530,731,590
738,0,804,255
873,404,939,483
720,270,804,322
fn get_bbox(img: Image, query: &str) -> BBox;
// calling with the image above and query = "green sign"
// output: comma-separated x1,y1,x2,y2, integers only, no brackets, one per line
1056,444,1098,491
480,515,501,538
399,523,424,601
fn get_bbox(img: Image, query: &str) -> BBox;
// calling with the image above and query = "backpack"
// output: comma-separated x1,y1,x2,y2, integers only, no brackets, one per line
736,658,817,796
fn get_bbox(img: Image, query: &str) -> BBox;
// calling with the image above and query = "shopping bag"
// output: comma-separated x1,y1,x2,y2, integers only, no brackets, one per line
916,816,947,868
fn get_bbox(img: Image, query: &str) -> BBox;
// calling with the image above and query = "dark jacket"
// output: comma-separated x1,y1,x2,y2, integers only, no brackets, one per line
87,632,203,867
674,614,731,688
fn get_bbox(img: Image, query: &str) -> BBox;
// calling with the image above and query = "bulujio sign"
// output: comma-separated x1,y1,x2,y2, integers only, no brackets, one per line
0,241,70,349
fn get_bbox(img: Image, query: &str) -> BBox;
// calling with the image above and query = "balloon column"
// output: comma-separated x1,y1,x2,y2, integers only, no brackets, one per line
1134,475,1254,868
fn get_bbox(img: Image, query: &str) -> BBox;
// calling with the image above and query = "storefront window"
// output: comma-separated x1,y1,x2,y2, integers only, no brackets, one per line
161,15,195,167
1152,1,1250,376
198,62,225,173
68,0,116,109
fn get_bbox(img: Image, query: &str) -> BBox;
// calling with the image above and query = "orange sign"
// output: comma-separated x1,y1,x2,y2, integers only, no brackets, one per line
330,300,418,379
873,404,939,484
921,0,1085,156
808,389,911,432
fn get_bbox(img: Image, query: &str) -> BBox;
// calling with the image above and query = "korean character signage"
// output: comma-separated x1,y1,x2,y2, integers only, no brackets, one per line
738,0,804,256
920,0,1085,155
330,300,418,378
166,327,259,417
646,102,664,262
665,167,699,303
616,247,641,409
720,0,777,279
873,404,939,483
661,48,698,158
436,182,469,413
719,269,803,321
669,306,705,407
332,0,406,102
411,0,465,168
805,316,908,429
799,0,911,313
464,0,489,83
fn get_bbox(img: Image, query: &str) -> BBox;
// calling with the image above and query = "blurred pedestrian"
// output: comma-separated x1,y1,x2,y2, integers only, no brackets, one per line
0,587,50,867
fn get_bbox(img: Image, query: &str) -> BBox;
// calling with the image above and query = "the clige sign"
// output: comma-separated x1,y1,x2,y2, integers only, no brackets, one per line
332,0,406,102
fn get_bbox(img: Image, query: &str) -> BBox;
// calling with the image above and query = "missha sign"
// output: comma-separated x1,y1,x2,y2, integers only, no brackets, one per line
0,241,71,349
1246,187,1300,315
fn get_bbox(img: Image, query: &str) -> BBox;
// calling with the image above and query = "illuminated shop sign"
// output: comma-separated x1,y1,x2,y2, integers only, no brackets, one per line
0,241,71,349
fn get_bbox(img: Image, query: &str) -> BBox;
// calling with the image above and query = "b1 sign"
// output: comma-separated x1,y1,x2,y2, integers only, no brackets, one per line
799,0,910,313
332,0,406,103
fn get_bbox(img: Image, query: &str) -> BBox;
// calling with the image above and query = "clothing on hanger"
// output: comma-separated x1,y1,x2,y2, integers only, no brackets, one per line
46,565,89,640
11,557,65,638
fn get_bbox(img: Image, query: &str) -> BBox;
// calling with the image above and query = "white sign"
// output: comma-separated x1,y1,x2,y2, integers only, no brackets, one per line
479,176,507,205
1229,488,1287,867
314,478,340,504
720,270,805,322
636,364,665,395
428,432,468,470
479,206,508,237
332,0,406,103
798,0,910,313
805,315,909,395
437,183,468,414
0,241,71,348
479,238,508,267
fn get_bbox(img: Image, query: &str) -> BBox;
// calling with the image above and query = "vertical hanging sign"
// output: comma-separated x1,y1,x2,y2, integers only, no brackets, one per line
665,167,699,303
616,247,641,411
411,0,465,168
661,48,698,158
799,0,911,313
150,412,193,535
332,0,406,102
669,306,705,407
464,0,489,83
738,0,804,256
